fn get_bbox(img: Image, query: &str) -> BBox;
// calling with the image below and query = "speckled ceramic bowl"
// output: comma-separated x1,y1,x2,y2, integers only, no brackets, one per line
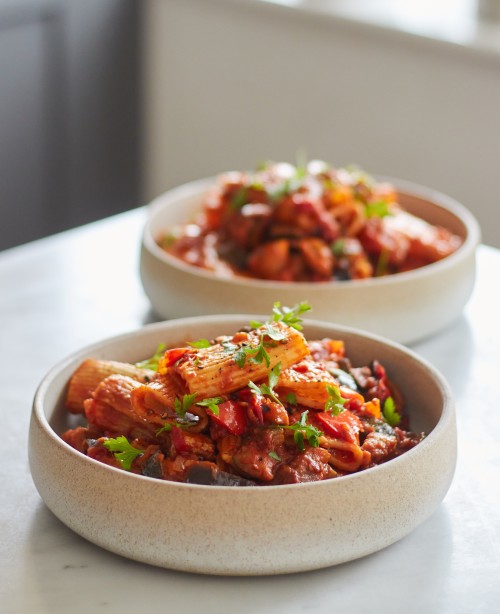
140,177,480,344
29,316,456,575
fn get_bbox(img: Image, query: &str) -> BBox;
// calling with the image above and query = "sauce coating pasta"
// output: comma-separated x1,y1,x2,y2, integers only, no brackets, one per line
159,161,462,282
61,307,425,486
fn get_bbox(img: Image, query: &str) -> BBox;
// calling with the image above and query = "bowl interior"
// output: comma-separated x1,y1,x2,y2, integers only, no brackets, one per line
144,176,476,275
31,317,455,574
40,318,448,448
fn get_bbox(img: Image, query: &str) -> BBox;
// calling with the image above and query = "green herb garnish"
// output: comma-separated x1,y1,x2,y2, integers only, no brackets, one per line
102,436,144,471
158,232,177,250
382,396,401,427
331,239,345,257
232,341,271,368
252,301,311,331
196,396,224,416
135,343,166,371
365,200,391,218
325,384,346,416
188,338,211,349
249,363,283,406
174,393,198,418
156,393,202,434
232,328,281,368
232,302,311,368
155,422,173,436
230,187,248,210
281,411,323,451
271,301,311,331
269,451,281,461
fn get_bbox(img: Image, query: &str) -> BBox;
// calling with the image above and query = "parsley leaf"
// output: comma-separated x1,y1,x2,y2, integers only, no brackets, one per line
365,200,392,218
174,393,198,417
188,338,211,349
135,343,166,371
232,344,255,368
196,396,224,416
232,303,311,369
230,187,248,210
155,422,173,436
269,451,281,461
251,302,311,332
102,436,144,471
271,301,311,331
249,337,272,367
382,396,401,427
325,385,346,416
232,336,272,368
249,363,283,406
281,411,323,451
262,322,287,341
331,239,345,257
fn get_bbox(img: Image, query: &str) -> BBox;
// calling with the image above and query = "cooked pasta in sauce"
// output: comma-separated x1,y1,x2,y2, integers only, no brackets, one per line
159,161,462,282
61,305,425,486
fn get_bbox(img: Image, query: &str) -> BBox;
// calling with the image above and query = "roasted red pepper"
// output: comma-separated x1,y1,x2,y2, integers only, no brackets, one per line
162,347,191,367
208,400,247,436
339,385,364,412
171,425,189,453
316,410,363,444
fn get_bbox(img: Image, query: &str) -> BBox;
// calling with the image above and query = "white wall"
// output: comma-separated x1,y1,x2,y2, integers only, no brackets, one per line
141,0,500,247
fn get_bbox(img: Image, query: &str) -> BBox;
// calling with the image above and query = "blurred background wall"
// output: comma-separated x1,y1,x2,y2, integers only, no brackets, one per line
0,0,141,251
142,0,500,248
1,0,499,250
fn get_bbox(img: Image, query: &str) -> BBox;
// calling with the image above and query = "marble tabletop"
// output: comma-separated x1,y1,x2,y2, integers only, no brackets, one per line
1,207,499,613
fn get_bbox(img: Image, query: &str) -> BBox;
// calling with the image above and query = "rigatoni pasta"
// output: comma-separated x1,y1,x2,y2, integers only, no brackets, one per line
158,160,462,282
164,320,309,397
60,303,426,486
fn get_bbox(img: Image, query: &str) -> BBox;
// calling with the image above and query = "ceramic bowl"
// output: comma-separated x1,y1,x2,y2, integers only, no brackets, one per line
140,177,480,344
29,316,456,575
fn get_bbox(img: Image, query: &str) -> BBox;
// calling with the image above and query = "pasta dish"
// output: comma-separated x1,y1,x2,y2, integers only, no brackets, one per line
61,303,425,486
159,160,462,282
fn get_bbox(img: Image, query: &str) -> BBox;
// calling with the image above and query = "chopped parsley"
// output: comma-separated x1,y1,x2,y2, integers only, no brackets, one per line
230,187,248,210
365,199,392,218
188,338,211,349
251,301,311,332
382,396,401,427
269,451,281,462
155,393,203,435
174,393,198,418
196,396,224,416
248,363,283,406
135,343,166,371
331,239,345,257
231,326,283,368
325,384,346,416
228,302,312,369
102,436,144,471
281,411,323,451
271,301,311,331
155,423,173,436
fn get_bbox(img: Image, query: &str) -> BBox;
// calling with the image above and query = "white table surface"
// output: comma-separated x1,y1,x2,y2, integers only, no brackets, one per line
1,208,499,613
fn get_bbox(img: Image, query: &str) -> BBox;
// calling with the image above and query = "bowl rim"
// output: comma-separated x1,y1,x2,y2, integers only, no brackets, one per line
32,315,456,493
141,175,481,291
